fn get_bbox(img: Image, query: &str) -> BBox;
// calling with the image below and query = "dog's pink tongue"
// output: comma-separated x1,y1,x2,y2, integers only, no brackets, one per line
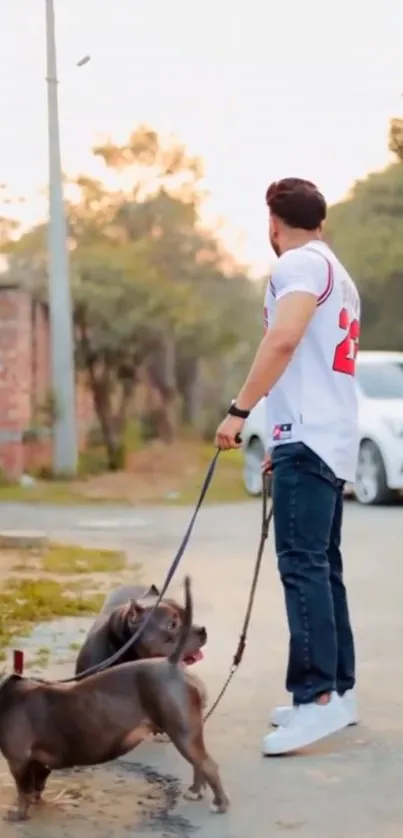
185,649,204,665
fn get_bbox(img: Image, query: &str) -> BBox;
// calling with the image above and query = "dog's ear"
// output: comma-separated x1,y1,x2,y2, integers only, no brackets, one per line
127,599,145,619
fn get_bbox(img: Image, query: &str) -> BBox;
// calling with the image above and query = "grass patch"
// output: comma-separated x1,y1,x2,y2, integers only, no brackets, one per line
0,482,129,505
36,646,50,656
8,543,127,576
41,544,126,575
0,578,103,654
32,646,51,668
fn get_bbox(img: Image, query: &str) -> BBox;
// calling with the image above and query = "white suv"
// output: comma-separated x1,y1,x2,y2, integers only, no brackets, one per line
241,350,403,505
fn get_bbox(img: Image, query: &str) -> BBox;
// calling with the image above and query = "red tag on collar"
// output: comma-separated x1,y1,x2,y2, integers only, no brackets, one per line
13,650,24,675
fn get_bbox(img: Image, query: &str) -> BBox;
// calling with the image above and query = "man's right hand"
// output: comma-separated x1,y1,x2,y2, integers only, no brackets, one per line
261,453,272,475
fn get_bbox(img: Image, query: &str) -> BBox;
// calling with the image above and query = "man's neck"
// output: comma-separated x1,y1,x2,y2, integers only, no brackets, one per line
281,230,321,254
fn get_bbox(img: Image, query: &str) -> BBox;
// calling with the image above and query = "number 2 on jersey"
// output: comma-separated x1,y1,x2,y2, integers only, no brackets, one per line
332,307,360,376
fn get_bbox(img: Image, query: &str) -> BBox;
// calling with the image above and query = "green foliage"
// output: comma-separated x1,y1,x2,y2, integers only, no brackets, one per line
326,147,403,349
78,446,109,476
123,419,144,451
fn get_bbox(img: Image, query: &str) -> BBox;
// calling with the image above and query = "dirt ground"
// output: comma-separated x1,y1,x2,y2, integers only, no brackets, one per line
0,763,168,838
1,499,403,837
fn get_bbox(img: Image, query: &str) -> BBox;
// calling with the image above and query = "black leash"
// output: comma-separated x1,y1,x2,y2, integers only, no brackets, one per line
14,445,273,695
204,473,272,721
59,450,221,683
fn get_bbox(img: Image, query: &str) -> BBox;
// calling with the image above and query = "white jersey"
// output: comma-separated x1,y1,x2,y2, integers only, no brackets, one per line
264,240,360,482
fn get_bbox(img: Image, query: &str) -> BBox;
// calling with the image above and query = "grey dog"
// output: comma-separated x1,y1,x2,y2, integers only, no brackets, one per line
0,577,228,822
75,583,207,675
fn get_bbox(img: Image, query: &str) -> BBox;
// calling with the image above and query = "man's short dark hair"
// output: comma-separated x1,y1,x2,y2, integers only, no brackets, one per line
265,177,327,230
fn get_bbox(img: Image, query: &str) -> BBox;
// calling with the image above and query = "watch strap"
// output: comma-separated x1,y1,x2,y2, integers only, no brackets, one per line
228,401,250,419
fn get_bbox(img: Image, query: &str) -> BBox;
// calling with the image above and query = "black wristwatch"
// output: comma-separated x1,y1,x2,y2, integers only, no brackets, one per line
228,400,250,419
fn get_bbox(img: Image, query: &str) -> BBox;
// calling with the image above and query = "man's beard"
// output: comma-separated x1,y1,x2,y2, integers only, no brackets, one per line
269,235,281,257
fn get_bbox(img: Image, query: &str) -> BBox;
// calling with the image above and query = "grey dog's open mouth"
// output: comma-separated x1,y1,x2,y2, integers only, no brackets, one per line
183,649,204,665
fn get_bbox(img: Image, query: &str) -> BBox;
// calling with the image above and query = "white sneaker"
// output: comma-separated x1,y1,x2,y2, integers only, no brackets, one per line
270,689,358,728
262,692,350,755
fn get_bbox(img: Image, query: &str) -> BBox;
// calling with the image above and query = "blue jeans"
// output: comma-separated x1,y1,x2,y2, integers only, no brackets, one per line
271,442,355,705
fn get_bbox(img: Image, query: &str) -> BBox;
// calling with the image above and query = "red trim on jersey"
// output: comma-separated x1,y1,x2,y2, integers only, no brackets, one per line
316,258,334,306
269,252,334,303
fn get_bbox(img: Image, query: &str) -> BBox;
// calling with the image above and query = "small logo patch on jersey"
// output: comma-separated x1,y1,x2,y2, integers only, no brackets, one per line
273,423,292,441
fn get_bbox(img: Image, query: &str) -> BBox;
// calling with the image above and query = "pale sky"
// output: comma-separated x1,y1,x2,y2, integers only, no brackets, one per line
0,0,402,273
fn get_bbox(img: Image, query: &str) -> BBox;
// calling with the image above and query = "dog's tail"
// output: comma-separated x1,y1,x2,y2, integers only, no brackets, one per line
168,576,192,666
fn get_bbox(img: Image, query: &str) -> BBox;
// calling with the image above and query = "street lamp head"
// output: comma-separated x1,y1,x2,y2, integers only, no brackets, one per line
76,55,91,67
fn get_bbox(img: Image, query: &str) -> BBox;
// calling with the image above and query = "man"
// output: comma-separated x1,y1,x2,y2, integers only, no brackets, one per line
215,177,359,755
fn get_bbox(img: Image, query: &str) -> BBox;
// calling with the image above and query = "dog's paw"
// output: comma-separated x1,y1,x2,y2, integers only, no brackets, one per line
33,794,45,806
153,731,170,743
5,808,29,822
210,796,230,814
183,788,204,801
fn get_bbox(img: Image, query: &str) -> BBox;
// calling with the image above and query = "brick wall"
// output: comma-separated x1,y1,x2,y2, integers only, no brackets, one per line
0,284,94,478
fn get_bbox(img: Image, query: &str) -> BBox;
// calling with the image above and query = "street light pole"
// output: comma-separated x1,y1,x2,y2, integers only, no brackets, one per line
45,0,78,474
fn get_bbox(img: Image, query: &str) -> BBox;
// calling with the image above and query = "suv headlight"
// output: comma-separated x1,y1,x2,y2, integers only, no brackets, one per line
383,417,403,438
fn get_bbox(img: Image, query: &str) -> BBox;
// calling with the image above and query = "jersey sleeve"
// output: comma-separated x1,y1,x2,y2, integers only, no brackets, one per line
271,248,330,302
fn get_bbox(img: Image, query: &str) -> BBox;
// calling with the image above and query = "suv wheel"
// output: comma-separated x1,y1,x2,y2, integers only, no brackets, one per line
354,440,395,505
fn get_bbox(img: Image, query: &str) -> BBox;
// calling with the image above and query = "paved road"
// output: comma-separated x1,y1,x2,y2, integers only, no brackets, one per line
1,499,403,838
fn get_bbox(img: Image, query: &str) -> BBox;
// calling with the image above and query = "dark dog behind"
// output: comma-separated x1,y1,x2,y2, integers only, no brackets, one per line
0,576,227,822
75,583,207,675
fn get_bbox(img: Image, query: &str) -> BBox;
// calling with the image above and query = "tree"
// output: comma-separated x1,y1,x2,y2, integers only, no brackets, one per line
326,120,403,350
389,117,403,162
1,126,260,469
92,128,259,429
